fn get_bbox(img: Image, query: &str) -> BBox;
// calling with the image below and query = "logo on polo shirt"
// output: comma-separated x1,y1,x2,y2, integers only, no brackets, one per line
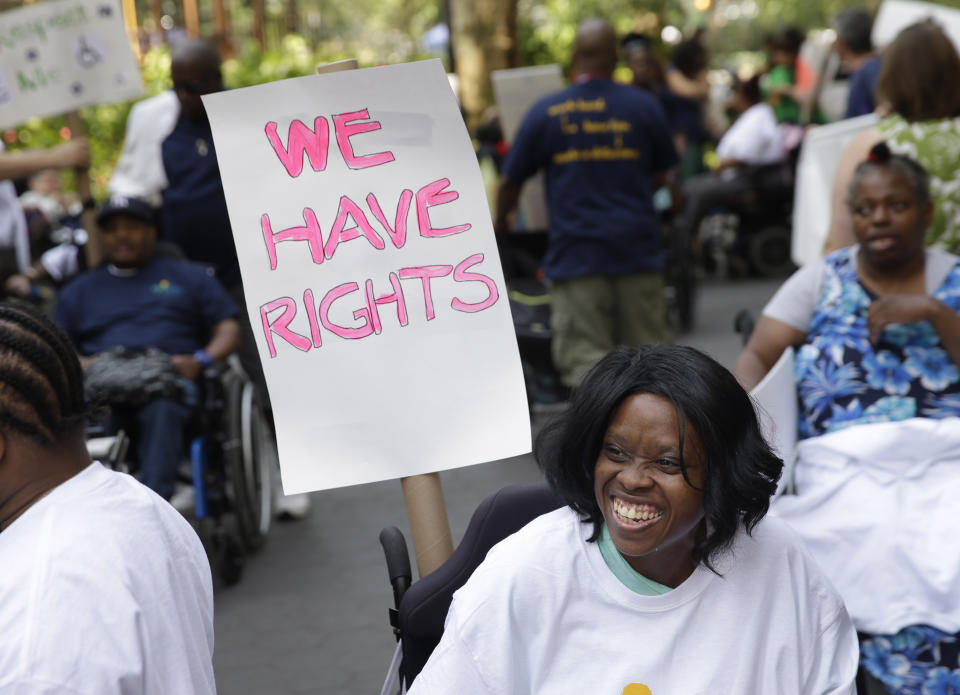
151,278,184,296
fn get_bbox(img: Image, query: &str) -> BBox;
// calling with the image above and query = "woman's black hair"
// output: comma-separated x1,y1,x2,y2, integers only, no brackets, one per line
848,141,932,210
0,300,86,445
534,344,782,573
671,39,707,78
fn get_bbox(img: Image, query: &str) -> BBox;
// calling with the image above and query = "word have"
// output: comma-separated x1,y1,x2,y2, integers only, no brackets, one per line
265,108,394,177
260,177,470,270
259,252,498,356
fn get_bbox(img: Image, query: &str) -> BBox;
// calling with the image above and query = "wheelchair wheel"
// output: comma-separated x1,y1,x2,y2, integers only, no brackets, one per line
222,371,274,551
198,516,246,587
747,225,794,277
664,222,697,334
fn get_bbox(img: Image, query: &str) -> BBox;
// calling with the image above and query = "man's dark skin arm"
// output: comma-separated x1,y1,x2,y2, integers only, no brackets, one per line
655,169,683,214
170,317,242,382
494,179,523,238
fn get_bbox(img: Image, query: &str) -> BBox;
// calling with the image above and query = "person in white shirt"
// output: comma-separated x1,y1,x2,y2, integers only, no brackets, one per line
673,74,786,249
409,344,859,694
0,300,216,695
1,139,89,293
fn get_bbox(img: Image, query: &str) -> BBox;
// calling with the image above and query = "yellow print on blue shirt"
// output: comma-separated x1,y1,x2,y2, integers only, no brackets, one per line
622,685,652,695
546,97,607,117
552,145,641,165
582,118,631,135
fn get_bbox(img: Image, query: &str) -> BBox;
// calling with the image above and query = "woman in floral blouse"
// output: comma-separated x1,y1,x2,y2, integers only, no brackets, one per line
736,144,960,695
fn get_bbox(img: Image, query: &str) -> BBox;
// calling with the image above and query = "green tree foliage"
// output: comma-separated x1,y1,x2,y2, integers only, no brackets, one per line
517,0,688,69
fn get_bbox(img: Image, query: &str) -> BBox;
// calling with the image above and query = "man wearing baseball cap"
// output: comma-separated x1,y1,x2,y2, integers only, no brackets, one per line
53,194,241,500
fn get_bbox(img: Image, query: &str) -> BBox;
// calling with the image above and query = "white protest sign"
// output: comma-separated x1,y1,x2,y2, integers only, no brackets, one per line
0,0,143,129
791,113,878,267
750,347,797,495
874,0,960,50
202,59,531,493
492,65,565,231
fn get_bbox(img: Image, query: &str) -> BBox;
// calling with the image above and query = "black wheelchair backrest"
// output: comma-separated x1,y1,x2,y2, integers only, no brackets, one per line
399,481,564,686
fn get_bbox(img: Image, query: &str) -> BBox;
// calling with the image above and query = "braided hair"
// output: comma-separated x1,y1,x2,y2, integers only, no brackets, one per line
0,300,86,445
848,141,932,209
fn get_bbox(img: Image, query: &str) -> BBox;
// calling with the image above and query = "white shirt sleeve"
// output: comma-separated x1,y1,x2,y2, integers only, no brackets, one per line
40,244,79,281
108,92,179,206
802,608,860,695
407,602,496,694
761,258,827,331
716,103,784,165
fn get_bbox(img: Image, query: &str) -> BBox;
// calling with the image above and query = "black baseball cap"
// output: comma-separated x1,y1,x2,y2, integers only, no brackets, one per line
96,195,156,227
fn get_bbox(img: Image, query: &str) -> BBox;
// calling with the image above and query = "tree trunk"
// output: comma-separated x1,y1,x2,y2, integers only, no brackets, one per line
449,0,518,130
252,0,266,50
284,0,299,35
149,0,163,45
213,0,231,57
182,0,199,38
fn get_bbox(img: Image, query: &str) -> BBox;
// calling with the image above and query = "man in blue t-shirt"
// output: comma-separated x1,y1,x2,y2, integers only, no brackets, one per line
835,7,882,119
495,18,678,387
55,195,240,499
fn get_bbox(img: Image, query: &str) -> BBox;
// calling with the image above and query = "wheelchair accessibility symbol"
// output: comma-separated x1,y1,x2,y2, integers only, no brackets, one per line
0,69,12,105
74,34,105,68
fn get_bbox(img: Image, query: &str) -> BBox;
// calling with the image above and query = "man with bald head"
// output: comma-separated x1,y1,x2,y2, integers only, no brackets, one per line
496,18,677,388
109,39,239,290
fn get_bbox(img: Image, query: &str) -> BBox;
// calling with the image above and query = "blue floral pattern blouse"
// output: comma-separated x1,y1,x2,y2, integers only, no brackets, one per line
795,250,960,439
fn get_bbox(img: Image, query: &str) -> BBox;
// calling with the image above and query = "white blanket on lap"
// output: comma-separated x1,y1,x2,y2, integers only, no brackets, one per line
772,417,960,635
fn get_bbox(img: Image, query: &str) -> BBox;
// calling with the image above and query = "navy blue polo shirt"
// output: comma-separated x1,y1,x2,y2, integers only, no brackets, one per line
54,257,238,356
845,56,882,119
502,79,677,280
161,114,242,290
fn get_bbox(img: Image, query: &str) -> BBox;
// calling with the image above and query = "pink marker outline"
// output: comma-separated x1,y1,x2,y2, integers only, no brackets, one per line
324,195,386,261
366,189,413,250
261,208,324,271
451,253,499,313
399,265,453,321
259,297,311,357
319,282,374,340
333,108,396,170
415,177,472,238
264,117,330,178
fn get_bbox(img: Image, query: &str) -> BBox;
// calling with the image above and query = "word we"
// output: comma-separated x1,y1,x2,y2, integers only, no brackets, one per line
265,108,394,177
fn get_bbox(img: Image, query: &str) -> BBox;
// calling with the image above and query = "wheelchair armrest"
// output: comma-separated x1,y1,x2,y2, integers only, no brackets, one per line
380,526,412,611
734,309,755,345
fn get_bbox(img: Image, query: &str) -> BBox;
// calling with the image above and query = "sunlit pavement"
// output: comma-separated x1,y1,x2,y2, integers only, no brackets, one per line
212,272,787,694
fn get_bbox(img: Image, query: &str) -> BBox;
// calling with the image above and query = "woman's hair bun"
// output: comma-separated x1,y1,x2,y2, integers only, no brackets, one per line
867,141,892,163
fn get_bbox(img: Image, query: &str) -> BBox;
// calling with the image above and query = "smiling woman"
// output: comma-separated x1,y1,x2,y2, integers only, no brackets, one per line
593,392,707,589
407,345,860,695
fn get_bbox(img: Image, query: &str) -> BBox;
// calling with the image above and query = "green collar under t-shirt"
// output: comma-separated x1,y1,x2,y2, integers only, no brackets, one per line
598,523,673,596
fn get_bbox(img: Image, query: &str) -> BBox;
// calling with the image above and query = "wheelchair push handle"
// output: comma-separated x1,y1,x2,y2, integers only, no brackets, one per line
379,526,412,608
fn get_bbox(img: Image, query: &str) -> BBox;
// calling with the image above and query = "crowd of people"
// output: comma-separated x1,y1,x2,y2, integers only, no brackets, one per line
1,5,959,694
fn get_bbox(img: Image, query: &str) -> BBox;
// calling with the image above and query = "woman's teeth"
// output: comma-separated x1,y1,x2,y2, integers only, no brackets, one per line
613,498,662,522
